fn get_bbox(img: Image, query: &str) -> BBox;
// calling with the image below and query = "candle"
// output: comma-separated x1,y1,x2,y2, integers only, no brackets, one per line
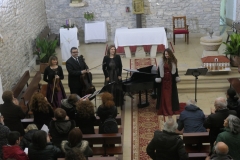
69,19,71,27
66,20,68,26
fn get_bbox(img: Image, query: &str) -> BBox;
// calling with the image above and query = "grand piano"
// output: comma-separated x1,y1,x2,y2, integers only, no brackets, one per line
122,65,158,108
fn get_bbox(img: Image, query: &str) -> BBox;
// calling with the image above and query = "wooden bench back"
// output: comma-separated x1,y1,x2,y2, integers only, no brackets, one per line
21,71,41,106
83,133,122,155
183,132,210,144
12,70,30,98
94,116,121,126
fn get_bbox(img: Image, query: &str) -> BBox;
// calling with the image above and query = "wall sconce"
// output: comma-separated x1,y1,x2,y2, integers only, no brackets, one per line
126,7,130,12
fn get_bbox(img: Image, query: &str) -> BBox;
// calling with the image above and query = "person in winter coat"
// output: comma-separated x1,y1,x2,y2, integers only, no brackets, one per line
19,124,38,150
49,108,76,148
61,128,93,159
206,142,233,160
28,130,61,160
61,94,80,120
0,115,10,158
146,118,188,160
177,100,206,133
2,131,29,160
215,115,240,160
226,88,240,118
96,92,118,134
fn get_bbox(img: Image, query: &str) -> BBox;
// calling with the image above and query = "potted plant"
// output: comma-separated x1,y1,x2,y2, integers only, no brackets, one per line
222,33,240,67
34,38,58,73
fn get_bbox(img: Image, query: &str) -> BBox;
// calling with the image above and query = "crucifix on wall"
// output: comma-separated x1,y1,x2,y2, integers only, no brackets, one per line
132,0,144,28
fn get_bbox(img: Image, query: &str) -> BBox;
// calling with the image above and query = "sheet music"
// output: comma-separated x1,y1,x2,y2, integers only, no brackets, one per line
41,124,49,134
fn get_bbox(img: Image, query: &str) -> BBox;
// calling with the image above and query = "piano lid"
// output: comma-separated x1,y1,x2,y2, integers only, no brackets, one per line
123,65,157,75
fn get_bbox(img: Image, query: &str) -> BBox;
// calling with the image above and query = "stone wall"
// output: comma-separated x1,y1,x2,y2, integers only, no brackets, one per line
0,0,47,91
237,0,240,21
45,0,220,41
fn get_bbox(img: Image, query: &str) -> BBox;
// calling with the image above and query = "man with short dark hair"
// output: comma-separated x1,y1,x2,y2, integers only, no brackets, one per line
49,108,76,148
66,47,89,97
146,118,188,160
0,91,26,136
177,100,206,133
204,97,237,148
2,131,29,160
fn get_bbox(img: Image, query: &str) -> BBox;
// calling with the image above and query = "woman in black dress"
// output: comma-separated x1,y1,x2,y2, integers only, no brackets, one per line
102,45,123,107
44,56,66,108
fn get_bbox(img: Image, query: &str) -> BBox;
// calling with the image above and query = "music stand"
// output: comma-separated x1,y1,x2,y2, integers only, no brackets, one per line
88,81,116,106
185,68,208,102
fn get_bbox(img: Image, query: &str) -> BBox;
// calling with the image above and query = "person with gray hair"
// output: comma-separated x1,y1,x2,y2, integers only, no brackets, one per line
206,142,233,160
214,115,240,160
177,99,206,133
204,97,237,149
146,118,188,160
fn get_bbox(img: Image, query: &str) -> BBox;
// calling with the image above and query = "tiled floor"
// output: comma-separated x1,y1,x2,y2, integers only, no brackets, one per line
56,28,232,160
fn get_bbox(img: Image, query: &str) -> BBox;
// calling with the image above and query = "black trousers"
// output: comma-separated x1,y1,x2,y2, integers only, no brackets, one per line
69,87,83,97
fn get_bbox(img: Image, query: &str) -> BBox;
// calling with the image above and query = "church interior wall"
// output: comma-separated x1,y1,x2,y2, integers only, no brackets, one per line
0,0,47,91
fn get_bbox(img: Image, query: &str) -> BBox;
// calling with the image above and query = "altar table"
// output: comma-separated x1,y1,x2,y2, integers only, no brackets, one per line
114,27,168,58
85,21,108,43
60,27,79,62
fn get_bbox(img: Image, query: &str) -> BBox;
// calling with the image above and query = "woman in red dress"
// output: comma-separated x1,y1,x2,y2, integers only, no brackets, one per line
155,48,180,116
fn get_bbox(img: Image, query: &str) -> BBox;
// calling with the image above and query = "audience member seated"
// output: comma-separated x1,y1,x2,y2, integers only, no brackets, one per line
28,130,61,160
215,115,240,160
96,92,118,134
75,101,96,134
2,131,29,160
0,91,26,136
61,128,93,158
61,94,80,120
0,115,10,158
226,88,240,117
146,118,188,160
20,124,38,150
177,100,206,133
49,108,75,148
206,142,233,160
203,97,237,148
29,92,54,129
65,148,86,160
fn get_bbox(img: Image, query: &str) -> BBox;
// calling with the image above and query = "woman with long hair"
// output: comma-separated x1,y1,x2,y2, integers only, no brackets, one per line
102,45,123,107
28,130,61,160
43,56,66,108
75,101,96,134
29,92,54,129
155,48,180,116
96,92,118,133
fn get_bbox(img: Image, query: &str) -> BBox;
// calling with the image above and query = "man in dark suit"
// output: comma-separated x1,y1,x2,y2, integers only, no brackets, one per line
66,47,89,97
204,97,237,148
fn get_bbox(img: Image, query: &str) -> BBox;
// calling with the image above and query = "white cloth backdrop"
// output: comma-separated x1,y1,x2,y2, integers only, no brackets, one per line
114,27,168,48
84,21,108,43
60,27,79,62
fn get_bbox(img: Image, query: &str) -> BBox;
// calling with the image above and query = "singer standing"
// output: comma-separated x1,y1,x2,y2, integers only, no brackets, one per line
102,45,123,107
43,56,66,108
66,47,89,97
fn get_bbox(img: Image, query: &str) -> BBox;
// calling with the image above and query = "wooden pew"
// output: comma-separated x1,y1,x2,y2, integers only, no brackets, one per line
188,153,208,160
183,132,210,154
83,133,122,156
21,71,41,112
21,116,122,133
11,70,30,98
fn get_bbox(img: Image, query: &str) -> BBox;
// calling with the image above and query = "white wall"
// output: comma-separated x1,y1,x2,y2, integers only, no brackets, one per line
226,0,237,21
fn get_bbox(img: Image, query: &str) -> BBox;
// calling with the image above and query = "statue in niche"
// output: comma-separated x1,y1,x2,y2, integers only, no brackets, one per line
132,0,144,14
